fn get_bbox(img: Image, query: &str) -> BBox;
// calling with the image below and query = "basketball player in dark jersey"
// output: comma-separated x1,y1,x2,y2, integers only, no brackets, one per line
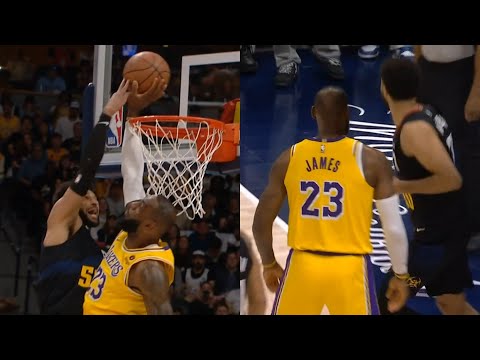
240,230,266,315
35,78,166,314
380,58,478,315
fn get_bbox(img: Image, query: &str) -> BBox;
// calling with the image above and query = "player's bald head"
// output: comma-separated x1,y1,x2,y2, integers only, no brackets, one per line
311,86,350,136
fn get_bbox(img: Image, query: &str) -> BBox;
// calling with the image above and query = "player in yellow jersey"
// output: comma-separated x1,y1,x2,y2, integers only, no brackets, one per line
253,86,411,315
83,79,177,315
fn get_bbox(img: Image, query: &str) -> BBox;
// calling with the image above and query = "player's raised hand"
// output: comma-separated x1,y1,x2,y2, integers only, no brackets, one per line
127,77,168,116
386,276,410,313
103,78,131,117
263,262,284,293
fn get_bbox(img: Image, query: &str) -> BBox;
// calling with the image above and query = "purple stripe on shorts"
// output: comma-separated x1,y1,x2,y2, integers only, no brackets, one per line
271,249,294,315
365,255,380,315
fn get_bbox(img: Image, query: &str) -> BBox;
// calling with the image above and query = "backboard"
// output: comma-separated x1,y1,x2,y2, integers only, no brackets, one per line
88,45,240,178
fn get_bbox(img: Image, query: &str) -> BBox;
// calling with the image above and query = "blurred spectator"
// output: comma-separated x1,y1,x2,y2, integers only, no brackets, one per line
36,65,66,94
6,49,35,87
0,100,20,142
189,218,223,252
202,191,220,227
56,155,76,182
225,192,240,231
16,133,34,159
209,175,230,211
20,115,33,135
0,68,11,90
3,142,21,178
215,217,238,253
47,133,69,165
174,235,192,270
0,92,20,117
17,142,47,187
18,95,37,119
49,91,71,126
183,250,210,300
75,59,92,93
187,281,215,315
7,116,34,154
15,142,48,243
106,181,124,217
55,101,81,142
62,117,82,163
231,173,240,193
90,197,110,240
213,301,231,315
209,248,240,296
34,120,51,149
224,289,239,314
94,178,112,199
206,236,223,269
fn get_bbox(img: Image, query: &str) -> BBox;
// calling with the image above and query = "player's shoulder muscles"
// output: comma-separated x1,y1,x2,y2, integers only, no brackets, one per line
362,144,394,200
129,260,172,315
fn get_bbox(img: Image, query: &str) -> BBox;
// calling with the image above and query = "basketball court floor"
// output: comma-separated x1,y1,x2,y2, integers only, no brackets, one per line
240,47,480,315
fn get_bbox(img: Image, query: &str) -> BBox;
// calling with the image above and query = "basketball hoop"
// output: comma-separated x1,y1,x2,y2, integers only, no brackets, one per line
128,115,239,220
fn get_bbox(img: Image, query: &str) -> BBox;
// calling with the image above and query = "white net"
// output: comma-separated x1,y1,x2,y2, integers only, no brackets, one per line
129,117,224,220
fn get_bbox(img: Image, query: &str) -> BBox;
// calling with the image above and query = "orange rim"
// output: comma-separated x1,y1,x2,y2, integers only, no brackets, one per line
129,115,225,138
128,115,239,163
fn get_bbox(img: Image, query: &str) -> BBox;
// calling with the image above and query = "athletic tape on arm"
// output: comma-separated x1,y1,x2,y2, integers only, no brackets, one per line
375,194,409,275
121,122,146,206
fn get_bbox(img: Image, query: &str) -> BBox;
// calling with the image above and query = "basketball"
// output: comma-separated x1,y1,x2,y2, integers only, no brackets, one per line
123,51,171,94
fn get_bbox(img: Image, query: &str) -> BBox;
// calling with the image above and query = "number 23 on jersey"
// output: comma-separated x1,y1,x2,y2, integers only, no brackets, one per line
300,180,344,219
87,267,107,300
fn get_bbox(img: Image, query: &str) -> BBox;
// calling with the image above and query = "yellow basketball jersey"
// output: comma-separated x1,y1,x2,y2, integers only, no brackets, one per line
83,231,174,315
284,137,374,254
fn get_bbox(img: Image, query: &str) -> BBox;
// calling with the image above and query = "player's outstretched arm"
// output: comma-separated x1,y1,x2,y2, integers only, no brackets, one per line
252,149,289,293
44,80,131,246
362,145,410,313
128,260,173,315
394,121,462,195
121,77,168,206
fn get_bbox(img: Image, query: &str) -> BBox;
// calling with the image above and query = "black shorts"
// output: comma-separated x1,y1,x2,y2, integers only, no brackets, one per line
408,226,473,297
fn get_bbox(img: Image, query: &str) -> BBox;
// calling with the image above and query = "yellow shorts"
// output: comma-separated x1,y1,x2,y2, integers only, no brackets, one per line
272,249,379,315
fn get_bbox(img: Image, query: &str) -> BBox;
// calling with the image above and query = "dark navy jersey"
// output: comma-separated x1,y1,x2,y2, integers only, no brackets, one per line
392,104,462,229
35,226,103,315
